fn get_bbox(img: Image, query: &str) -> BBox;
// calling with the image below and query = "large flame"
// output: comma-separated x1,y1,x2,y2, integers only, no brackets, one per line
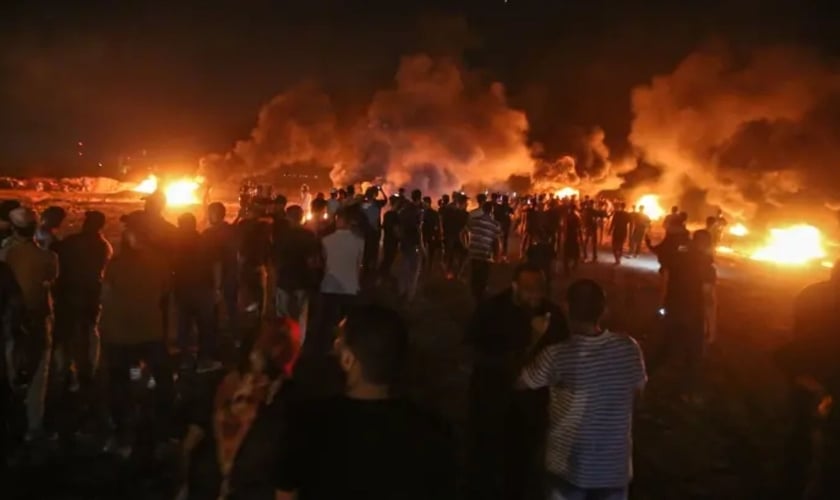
749,224,826,266
132,174,203,207
635,194,665,220
729,223,749,237
554,187,580,199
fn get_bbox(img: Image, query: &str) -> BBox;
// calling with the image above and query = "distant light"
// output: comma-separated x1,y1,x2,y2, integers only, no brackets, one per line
77,141,84,147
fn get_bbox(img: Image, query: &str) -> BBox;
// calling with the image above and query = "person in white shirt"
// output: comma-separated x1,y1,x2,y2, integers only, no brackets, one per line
318,209,364,353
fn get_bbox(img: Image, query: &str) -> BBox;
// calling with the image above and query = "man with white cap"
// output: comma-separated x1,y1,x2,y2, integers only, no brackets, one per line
1,206,58,441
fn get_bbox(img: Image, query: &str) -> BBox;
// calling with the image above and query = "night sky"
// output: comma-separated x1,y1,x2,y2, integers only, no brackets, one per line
1,0,837,175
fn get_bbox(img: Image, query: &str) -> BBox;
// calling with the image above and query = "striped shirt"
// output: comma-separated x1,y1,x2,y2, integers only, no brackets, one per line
520,331,646,489
467,212,501,261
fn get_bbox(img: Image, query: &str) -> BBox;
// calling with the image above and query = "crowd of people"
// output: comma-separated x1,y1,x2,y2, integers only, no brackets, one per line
0,181,833,500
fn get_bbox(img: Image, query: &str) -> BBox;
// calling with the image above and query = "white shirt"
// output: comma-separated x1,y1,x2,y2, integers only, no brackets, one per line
320,229,364,295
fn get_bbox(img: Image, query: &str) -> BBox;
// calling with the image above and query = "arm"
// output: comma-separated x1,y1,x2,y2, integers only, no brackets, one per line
518,344,561,390
176,424,206,494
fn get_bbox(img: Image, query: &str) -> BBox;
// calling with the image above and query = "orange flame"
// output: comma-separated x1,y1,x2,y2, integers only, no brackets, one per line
133,174,204,207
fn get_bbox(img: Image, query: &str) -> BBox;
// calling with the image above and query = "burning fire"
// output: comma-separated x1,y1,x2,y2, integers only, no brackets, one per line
133,174,204,207
635,194,665,220
729,223,749,237
554,187,579,199
749,224,827,266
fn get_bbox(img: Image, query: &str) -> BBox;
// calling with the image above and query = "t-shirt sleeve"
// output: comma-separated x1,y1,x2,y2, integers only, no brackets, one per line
520,344,563,389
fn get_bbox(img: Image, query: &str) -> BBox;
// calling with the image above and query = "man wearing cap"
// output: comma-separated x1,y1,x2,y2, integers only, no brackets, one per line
1,206,58,441
52,211,113,394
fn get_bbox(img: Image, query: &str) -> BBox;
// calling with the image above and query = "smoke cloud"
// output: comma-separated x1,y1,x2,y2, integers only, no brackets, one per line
532,126,626,193
629,43,840,219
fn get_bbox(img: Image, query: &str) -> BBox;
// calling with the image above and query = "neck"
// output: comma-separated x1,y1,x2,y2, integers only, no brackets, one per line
345,381,390,400
569,320,602,336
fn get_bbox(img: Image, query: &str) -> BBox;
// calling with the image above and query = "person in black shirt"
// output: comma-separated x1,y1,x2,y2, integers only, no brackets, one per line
422,196,442,272
397,189,423,301
178,317,301,500
526,230,555,293
442,195,469,279
276,305,456,500
380,195,401,281
52,210,113,393
1,259,22,463
237,206,273,318
609,202,632,265
494,195,514,261
562,206,583,276
581,199,601,262
274,205,322,347
466,263,567,500
173,213,221,372
204,203,240,336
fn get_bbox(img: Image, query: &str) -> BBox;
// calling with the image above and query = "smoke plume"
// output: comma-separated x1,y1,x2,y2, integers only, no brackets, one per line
532,126,626,192
629,43,840,219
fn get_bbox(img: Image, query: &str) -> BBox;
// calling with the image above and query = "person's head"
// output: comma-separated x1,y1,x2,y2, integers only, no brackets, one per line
365,186,378,200
315,192,325,201
335,208,350,230
566,279,607,325
338,188,347,200
347,185,356,197
285,205,304,226
40,206,67,229
207,202,226,225
389,194,401,208
422,196,432,208
247,317,301,379
0,199,22,232
9,207,37,239
311,198,327,214
670,206,679,215
81,211,106,234
144,192,166,215
501,194,509,205
476,193,488,206
334,305,407,391
300,184,309,195
411,189,422,203
705,216,716,229
441,194,450,205
274,194,288,212
512,262,547,310
177,212,197,232
482,201,493,214
638,205,645,215
329,189,338,200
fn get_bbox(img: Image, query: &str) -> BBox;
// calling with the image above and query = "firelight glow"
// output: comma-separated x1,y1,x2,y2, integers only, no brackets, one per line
133,174,203,206
554,187,579,199
749,224,826,266
729,223,749,237
635,194,664,220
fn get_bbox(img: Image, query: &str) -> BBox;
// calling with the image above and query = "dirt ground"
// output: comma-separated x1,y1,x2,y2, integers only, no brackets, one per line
5,197,829,499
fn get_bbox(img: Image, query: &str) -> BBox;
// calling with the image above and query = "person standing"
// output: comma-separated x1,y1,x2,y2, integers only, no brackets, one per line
2,207,58,442
237,205,273,317
630,205,651,258
203,202,239,335
35,205,66,250
52,211,113,394
562,205,584,276
173,213,221,373
422,196,442,272
495,195,514,261
380,195,401,281
442,194,469,280
519,279,646,500
276,305,456,500
466,201,501,302
274,205,322,346
360,186,387,284
609,203,632,265
0,259,23,461
318,209,364,355
466,263,567,500
396,189,423,302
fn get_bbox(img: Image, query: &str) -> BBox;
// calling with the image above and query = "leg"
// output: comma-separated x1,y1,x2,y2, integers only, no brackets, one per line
294,290,310,345
25,316,52,437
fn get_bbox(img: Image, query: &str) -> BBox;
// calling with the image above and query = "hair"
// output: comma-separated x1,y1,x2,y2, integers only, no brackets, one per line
566,279,607,323
41,206,67,226
343,304,408,386
411,189,422,202
476,193,488,205
312,198,327,212
274,194,288,206
208,202,226,218
513,261,546,281
82,211,106,233
286,204,304,223
482,201,493,214
177,212,197,230
422,196,432,205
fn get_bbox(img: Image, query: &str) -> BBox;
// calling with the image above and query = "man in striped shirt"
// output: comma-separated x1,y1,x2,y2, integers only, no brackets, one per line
519,279,646,500
467,201,501,301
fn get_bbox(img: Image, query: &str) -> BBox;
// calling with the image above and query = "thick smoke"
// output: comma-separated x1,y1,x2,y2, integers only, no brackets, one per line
629,44,840,219
532,126,626,193
332,54,533,193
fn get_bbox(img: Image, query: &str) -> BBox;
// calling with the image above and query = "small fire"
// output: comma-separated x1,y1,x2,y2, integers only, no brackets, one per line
554,187,579,199
636,194,665,220
729,223,749,237
750,224,826,266
133,174,203,207
716,245,735,254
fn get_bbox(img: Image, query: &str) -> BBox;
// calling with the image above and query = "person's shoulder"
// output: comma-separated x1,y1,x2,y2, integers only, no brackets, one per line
604,330,643,352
